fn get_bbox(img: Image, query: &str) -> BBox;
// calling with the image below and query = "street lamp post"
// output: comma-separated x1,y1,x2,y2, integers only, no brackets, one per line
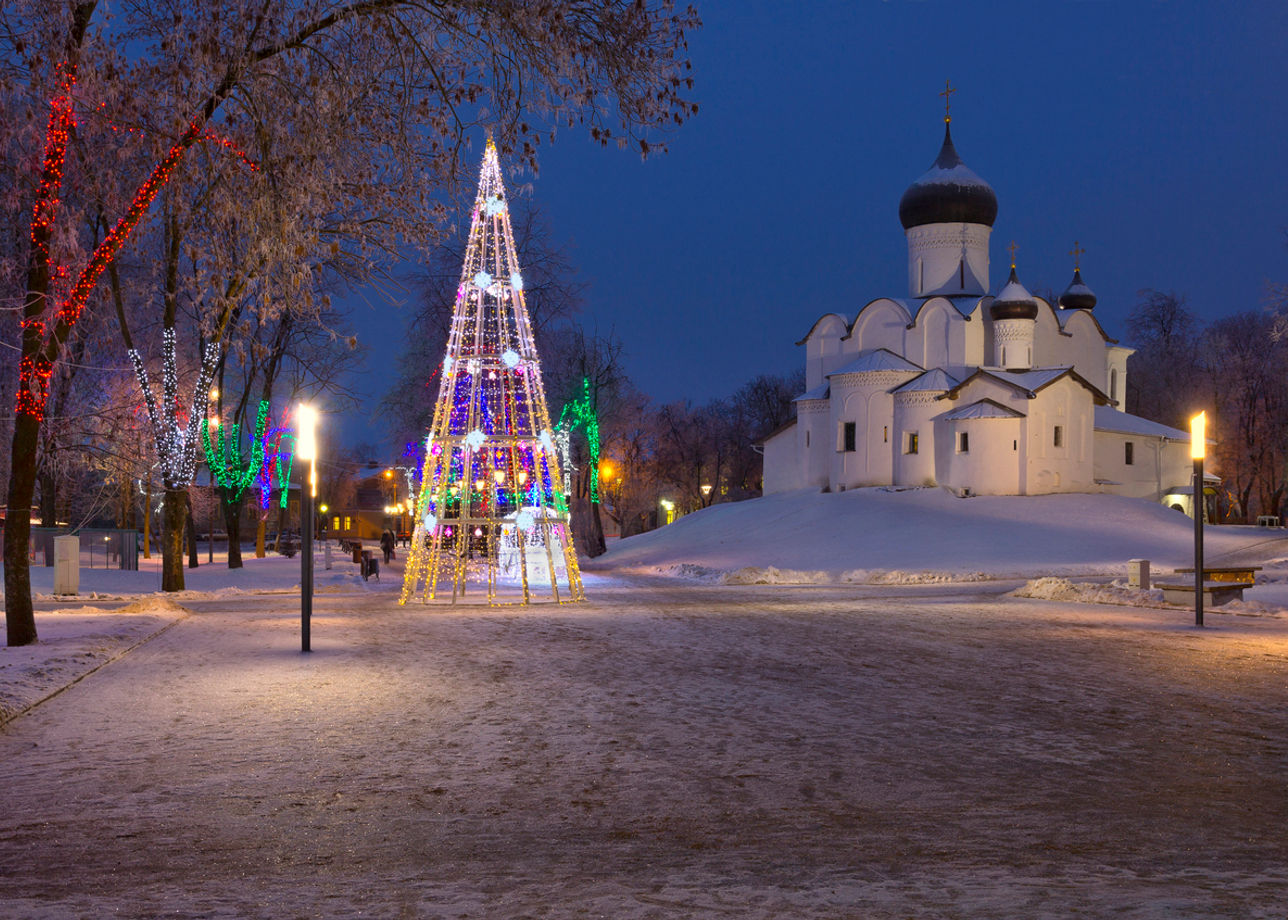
297,404,318,652
1191,411,1205,628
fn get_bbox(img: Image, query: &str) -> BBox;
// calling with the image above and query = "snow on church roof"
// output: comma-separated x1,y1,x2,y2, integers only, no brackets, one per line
893,368,960,393
794,383,831,402
1093,406,1190,440
827,349,923,377
986,367,1070,394
938,398,1025,421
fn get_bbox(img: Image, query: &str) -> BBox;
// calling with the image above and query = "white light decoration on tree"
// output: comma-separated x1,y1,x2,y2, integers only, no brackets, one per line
400,138,584,606
129,328,219,489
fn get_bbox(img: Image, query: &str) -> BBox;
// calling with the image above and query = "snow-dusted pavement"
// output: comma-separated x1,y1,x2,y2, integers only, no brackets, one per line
2,578,1286,918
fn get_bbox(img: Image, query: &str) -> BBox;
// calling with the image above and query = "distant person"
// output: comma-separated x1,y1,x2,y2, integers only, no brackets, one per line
380,529,395,564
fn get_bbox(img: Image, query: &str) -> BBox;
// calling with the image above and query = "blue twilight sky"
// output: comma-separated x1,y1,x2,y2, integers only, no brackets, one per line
339,0,1288,450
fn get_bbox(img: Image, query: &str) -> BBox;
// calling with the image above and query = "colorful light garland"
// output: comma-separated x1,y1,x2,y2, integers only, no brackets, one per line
202,400,269,503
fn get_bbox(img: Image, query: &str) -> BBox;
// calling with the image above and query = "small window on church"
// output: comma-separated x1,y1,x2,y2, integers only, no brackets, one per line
1111,368,1119,404
958,431,969,453
917,258,924,294
1054,425,1064,448
806,430,810,448
883,425,888,444
843,422,856,453
905,431,919,455
1012,440,1017,451
959,259,965,290
1125,441,1134,465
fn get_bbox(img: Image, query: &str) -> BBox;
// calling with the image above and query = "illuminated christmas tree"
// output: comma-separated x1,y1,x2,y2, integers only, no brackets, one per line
400,139,585,605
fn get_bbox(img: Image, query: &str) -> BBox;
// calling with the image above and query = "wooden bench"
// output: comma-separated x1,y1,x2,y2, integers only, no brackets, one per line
1173,565,1262,584
1155,580,1252,606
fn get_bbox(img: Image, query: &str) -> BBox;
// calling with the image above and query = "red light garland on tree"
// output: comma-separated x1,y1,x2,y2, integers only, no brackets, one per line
16,62,257,424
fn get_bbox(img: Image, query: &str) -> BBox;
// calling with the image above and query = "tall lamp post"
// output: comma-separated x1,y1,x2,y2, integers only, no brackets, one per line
297,404,318,652
1191,411,1205,628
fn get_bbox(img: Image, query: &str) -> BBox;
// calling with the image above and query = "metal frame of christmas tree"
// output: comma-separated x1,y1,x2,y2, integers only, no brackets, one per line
400,139,585,606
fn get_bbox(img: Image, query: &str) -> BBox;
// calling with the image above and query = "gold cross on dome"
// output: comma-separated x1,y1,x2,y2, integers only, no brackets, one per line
1069,240,1086,269
1007,240,1018,268
940,80,955,123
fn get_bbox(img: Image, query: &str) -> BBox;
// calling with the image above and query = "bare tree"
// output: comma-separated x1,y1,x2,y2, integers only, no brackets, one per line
2,0,700,644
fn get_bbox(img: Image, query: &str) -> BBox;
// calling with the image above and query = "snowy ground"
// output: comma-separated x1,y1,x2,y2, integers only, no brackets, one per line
2,491,1288,917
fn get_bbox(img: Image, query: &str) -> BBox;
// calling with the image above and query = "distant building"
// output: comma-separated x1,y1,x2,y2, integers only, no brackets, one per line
763,118,1193,502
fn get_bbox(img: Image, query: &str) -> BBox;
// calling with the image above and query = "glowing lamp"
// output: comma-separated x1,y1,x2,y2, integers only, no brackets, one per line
1190,412,1206,460
494,470,506,484
296,404,317,461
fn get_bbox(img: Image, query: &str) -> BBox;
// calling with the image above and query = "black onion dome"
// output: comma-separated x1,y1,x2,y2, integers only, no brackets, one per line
990,266,1039,321
898,122,999,230
1058,267,1097,310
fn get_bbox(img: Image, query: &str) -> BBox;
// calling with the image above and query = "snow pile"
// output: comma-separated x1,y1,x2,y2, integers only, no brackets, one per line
1011,577,1168,607
596,488,1288,584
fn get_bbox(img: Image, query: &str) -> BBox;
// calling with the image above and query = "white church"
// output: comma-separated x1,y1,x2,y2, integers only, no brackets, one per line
763,115,1196,505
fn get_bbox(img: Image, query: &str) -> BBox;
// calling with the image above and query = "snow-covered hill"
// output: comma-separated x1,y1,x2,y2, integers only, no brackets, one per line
592,487,1288,584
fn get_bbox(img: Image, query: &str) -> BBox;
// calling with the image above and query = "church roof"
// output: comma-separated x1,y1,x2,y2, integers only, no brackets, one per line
893,368,961,393
946,366,1112,404
909,295,984,322
898,122,998,230
939,398,1025,421
1059,267,1098,310
827,348,923,377
1093,406,1190,440
794,383,831,402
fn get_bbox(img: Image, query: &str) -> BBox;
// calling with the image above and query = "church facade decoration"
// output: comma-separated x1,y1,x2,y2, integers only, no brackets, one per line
763,116,1193,502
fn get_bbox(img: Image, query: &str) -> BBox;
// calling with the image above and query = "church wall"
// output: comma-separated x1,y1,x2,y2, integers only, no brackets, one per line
960,305,986,376
831,373,906,489
803,315,848,390
798,400,830,490
1058,311,1110,391
1031,301,1062,368
1092,430,1191,502
891,392,939,487
935,417,1022,495
905,222,990,296
910,300,954,371
762,422,802,494
1023,378,1095,494
850,300,909,356
1106,346,1133,409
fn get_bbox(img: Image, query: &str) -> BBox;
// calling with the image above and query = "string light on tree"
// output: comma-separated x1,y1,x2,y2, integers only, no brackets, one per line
400,138,584,606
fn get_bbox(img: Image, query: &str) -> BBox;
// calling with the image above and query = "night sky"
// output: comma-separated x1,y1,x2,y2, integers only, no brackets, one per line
340,0,1288,449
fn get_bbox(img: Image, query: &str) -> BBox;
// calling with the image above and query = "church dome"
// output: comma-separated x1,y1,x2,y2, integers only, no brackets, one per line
1058,267,1098,310
990,266,1038,321
899,123,998,230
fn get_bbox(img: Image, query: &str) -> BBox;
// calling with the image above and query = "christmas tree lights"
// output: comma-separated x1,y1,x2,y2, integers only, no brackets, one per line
400,139,584,606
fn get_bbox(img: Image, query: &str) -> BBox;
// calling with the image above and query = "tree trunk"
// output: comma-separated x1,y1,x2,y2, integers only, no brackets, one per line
4,411,41,645
586,499,607,557
142,478,152,559
222,492,244,569
256,516,266,558
161,489,188,591
38,464,57,527
186,493,198,568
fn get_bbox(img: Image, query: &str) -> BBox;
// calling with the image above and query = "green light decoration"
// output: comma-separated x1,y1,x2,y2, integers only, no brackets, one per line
202,400,269,504
557,377,601,503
